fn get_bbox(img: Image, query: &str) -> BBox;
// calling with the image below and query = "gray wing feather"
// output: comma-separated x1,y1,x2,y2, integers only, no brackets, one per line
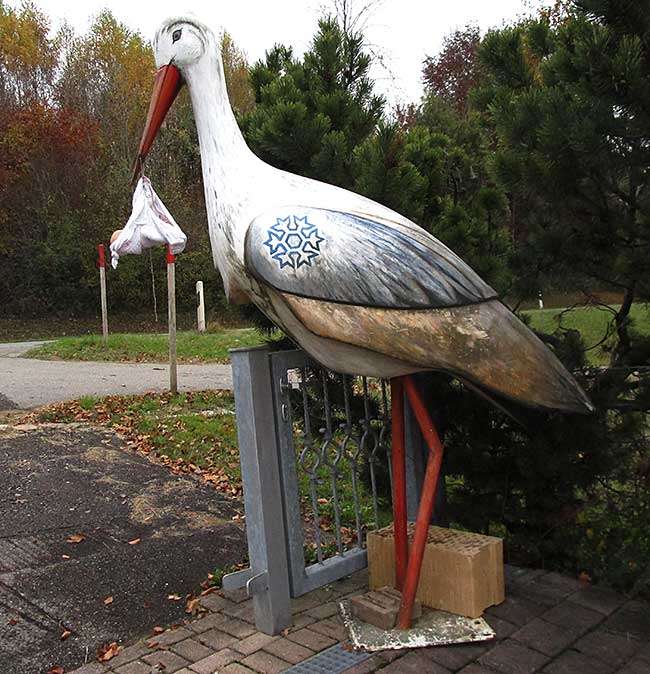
245,206,496,309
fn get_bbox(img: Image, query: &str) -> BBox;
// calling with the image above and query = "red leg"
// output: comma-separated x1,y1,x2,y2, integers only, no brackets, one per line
390,377,408,591
397,375,445,629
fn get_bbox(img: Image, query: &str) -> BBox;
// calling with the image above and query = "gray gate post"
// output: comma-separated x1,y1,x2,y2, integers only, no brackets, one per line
228,347,292,634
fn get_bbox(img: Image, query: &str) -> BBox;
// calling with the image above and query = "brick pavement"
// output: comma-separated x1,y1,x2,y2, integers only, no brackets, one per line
69,566,650,674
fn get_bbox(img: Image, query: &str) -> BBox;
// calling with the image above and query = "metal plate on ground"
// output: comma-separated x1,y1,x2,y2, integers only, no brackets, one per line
339,599,495,651
281,643,373,673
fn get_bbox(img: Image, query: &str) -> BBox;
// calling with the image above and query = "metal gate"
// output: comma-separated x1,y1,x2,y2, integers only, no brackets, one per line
222,346,443,635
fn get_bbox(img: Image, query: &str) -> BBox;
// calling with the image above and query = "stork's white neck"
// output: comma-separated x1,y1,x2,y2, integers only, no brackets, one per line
183,48,263,301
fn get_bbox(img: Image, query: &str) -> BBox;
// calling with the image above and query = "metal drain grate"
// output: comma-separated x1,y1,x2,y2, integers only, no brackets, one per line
281,643,372,674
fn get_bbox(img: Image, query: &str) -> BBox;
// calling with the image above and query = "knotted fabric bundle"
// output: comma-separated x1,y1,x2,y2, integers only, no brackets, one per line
110,176,187,268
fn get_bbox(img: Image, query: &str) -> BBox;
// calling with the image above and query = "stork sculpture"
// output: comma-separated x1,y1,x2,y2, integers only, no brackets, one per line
133,16,593,630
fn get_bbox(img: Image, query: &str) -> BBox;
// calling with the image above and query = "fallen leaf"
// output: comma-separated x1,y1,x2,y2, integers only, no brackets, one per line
47,667,64,674
128,538,141,545
152,626,164,634
185,597,201,615
96,642,120,662
103,596,114,606
66,534,86,544
60,630,72,641
281,628,290,637
167,594,182,600
7,617,19,625
61,554,70,560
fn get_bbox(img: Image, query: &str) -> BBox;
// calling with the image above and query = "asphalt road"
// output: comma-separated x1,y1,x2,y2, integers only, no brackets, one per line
0,342,234,409
0,422,246,674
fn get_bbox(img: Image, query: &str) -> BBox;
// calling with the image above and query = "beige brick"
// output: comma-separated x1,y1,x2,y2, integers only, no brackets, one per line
171,638,215,662
196,627,237,650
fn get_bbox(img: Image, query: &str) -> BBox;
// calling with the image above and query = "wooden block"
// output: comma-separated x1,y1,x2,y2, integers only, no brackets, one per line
367,524,504,618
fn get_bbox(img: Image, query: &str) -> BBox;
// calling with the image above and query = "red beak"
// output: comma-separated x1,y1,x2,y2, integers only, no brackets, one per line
131,64,183,187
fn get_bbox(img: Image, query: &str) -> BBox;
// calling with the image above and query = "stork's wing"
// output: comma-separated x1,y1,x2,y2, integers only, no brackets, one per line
245,206,496,309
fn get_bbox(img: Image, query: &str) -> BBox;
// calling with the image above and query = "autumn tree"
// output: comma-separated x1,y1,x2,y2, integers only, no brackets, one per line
422,24,484,114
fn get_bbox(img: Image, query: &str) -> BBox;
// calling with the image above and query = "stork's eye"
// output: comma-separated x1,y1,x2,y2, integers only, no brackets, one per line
172,29,182,43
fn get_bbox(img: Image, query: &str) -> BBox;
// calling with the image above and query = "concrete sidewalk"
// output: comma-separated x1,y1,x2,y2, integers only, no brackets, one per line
0,341,233,409
68,566,650,674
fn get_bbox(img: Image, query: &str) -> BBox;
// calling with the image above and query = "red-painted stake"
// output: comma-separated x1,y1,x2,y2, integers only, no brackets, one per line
98,244,109,351
396,375,445,630
390,377,408,591
166,244,178,393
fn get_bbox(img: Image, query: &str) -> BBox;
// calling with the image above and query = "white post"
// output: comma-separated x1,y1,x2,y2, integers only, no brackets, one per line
538,291,544,310
166,245,178,394
196,280,206,333
98,244,109,352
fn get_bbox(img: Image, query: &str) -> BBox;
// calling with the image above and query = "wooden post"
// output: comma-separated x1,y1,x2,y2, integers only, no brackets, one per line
166,244,178,394
196,280,206,333
98,244,109,352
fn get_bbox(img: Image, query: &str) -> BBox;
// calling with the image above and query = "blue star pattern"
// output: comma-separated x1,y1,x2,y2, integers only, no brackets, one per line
264,215,325,270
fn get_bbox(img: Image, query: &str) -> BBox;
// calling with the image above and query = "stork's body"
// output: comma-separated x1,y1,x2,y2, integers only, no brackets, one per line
136,16,593,631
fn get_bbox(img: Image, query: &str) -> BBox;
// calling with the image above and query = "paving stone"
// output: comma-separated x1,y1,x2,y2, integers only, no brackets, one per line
263,637,314,664
308,617,348,641
292,589,337,612
604,601,650,642
174,670,196,674
306,600,341,619
511,617,582,657
486,596,547,626
199,592,238,612
171,638,215,662
423,641,489,671
542,649,615,674
108,642,151,668
286,627,337,651
541,601,604,634
223,665,256,674
142,649,191,673
74,663,110,674
148,627,193,647
616,660,650,674
377,648,404,663
189,648,241,674
534,572,583,594
478,638,550,674
378,650,450,673
196,627,237,650
240,650,291,674
574,628,642,667
188,611,230,633
232,631,279,656
639,642,650,664
287,613,316,631
222,600,256,623
222,587,250,604
507,569,549,587
459,666,506,674
568,585,626,616
486,615,518,640
342,655,386,674
114,661,154,674
219,617,257,638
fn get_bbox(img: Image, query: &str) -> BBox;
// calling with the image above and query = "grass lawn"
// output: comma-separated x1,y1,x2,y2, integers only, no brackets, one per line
24,328,266,364
524,303,650,365
27,390,386,555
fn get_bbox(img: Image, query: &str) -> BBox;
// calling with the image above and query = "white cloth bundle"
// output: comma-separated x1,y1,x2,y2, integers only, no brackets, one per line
110,176,187,268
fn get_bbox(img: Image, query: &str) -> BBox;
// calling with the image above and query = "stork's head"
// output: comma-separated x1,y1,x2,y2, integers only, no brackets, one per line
133,16,217,183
